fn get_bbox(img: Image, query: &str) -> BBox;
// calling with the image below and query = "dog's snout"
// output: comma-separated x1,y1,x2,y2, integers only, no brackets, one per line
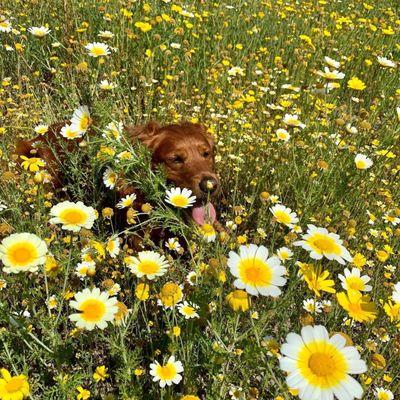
199,176,219,193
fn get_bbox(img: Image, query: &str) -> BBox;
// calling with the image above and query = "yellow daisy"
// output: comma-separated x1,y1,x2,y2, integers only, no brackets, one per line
226,290,250,312
0,368,30,400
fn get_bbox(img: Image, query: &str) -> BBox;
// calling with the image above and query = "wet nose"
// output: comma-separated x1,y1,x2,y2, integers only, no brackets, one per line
199,176,218,193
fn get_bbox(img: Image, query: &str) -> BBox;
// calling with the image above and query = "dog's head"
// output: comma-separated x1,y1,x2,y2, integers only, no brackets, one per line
128,122,220,201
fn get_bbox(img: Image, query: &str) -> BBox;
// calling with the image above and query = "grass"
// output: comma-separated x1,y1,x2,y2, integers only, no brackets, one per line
0,0,399,399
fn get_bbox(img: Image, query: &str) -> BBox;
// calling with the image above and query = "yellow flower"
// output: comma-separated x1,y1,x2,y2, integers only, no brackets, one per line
352,253,367,269
226,290,250,312
135,283,150,301
376,250,389,262
172,326,181,337
0,368,30,399
337,290,377,322
76,386,90,400
181,396,200,400
347,77,366,91
93,366,108,382
135,21,152,32
383,301,400,322
302,265,336,297
158,282,183,308
20,156,45,172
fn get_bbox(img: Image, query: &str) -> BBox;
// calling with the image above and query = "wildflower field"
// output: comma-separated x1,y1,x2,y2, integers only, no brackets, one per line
0,0,400,399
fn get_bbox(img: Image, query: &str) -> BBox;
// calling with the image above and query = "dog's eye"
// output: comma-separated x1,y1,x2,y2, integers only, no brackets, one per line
203,151,210,158
170,156,183,164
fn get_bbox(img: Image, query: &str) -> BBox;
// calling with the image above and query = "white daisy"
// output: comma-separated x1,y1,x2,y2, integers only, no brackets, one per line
354,154,373,170
276,128,290,142
282,113,306,129
106,237,120,258
0,19,12,33
0,233,47,274
149,355,184,388
324,56,341,69
60,124,83,140
377,56,396,68
49,201,97,232
28,26,51,37
338,268,372,292
227,244,287,297
178,301,200,319
99,79,117,90
280,325,367,400
69,287,118,331
103,168,117,189
270,204,299,228
276,247,293,262
116,193,137,209
392,282,400,304
71,106,91,133
126,251,169,280
165,187,196,208
85,42,110,57
294,224,352,265
302,299,322,314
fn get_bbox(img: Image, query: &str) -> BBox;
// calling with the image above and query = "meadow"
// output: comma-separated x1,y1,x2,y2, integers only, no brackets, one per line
0,0,399,399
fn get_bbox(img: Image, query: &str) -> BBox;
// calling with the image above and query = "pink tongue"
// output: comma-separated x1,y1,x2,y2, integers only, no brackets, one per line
191,203,217,225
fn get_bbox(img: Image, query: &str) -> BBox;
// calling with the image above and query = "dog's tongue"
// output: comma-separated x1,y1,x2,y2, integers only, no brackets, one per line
191,202,217,225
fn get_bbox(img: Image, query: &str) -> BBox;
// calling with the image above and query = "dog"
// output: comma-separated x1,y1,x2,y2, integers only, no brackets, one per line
14,121,220,226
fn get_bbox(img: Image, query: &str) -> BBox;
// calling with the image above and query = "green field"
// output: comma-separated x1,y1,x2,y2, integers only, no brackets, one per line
0,0,399,399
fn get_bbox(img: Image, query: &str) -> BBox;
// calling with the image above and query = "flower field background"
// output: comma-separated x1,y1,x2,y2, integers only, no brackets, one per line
0,0,399,399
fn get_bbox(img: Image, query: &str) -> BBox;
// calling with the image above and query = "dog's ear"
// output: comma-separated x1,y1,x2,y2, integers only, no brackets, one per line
126,122,161,148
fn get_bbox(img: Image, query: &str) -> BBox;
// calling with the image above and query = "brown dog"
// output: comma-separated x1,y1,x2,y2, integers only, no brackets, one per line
15,121,220,224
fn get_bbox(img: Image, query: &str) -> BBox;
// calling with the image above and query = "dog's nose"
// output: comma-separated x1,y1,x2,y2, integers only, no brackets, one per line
199,176,218,193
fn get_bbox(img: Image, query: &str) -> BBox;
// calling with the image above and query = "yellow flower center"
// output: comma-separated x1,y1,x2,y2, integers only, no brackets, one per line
5,377,24,393
355,160,367,169
309,234,341,255
80,299,106,322
91,47,106,56
201,224,215,235
60,209,87,225
308,353,335,376
182,305,195,315
238,257,272,287
138,260,160,275
298,341,348,388
274,210,292,225
346,276,365,291
156,363,177,381
8,243,37,266
170,195,189,207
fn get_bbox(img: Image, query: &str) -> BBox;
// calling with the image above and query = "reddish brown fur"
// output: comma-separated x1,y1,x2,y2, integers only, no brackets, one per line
15,121,220,200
